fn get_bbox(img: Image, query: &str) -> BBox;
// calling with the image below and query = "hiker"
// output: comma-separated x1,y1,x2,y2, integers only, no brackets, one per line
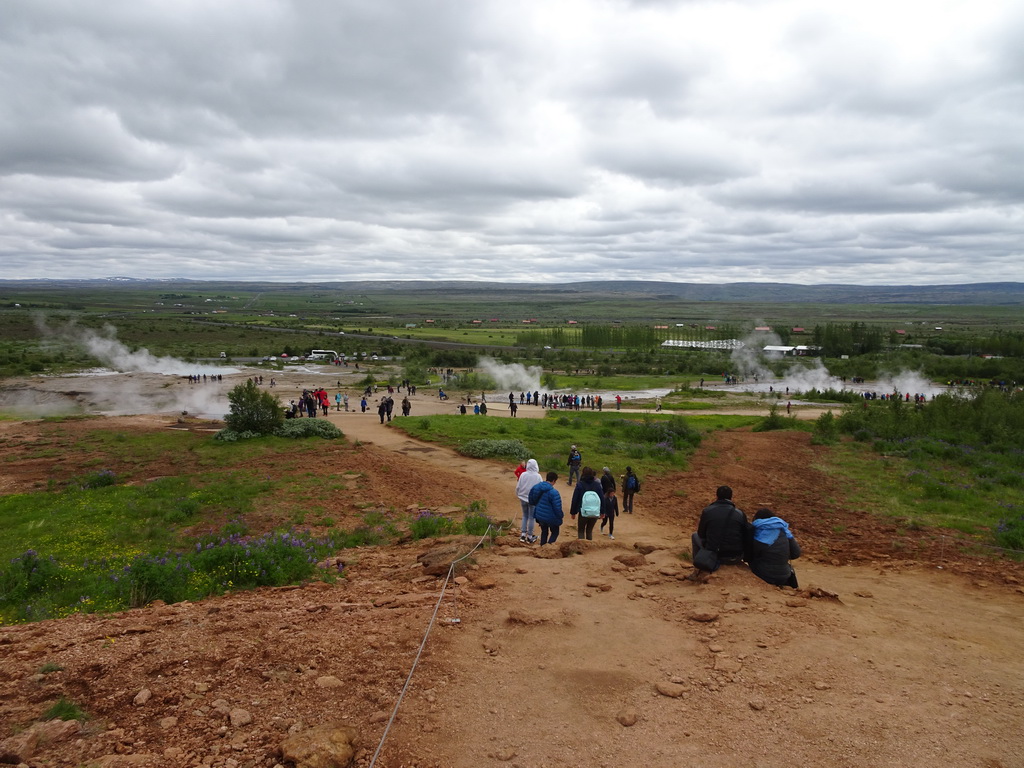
600,467,616,494
566,444,582,486
688,485,748,582
600,488,619,540
570,466,604,540
530,472,563,545
746,508,801,588
515,459,543,544
622,466,640,514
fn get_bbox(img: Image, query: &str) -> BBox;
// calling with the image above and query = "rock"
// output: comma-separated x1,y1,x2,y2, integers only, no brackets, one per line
714,656,743,674
133,688,152,706
633,541,665,555
688,610,719,623
417,539,479,576
316,676,345,689
368,711,388,724
495,748,518,761
785,599,808,608
229,708,253,727
279,722,359,768
659,568,682,578
373,592,437,608
586,581,612,592
655,681,687,698
708,644,724,653
0,729,39,764
453,576,469,586
853,591,874,599
749,699,765,711
814,681,831,690
614,553,648,568
34,718,81,744
616,710,638,727
158,716,178,729
471,576,497,589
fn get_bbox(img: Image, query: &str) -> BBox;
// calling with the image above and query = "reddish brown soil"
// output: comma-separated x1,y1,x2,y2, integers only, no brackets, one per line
1,407,1023,768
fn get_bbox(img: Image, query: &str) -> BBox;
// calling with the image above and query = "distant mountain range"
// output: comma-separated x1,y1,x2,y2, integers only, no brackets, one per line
2,278,1024,305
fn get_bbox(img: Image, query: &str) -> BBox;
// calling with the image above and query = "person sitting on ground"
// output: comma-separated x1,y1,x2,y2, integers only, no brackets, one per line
689,485,748,581
746,508,801,588
530,471,563,546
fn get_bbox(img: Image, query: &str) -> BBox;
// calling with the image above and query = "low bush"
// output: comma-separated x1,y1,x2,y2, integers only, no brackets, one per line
410,511,459,539
274,419,343,439
458,438,531,460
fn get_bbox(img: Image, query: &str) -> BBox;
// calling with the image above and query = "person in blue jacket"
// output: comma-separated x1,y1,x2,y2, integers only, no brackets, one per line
530,471,564,545
746,507,801,588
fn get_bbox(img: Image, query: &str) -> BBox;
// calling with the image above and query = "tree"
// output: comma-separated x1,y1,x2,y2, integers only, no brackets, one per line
223,380,284,435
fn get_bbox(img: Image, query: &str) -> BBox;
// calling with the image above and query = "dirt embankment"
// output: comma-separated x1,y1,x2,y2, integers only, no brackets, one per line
1,408,1023,768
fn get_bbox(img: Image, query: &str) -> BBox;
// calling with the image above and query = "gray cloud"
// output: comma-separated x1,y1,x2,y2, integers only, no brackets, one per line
0,0,1022,285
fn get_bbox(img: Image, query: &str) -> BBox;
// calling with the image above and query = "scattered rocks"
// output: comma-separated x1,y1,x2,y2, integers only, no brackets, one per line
585,581,612,592
278,722,358,768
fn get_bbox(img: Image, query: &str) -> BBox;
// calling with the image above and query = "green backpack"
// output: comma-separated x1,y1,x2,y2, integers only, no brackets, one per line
580,490,602,518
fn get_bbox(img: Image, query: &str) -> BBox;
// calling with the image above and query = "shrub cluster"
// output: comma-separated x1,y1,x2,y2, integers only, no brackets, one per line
215,419,343,441
458,438,531,460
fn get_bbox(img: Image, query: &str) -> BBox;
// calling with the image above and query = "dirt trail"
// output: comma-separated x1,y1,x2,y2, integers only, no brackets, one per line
335,410,1024,768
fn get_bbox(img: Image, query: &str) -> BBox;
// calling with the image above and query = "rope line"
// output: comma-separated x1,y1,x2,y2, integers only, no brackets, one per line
367,523,499,768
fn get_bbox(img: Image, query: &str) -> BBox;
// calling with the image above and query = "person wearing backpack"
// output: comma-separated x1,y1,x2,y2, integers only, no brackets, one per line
530,471,564,545
570,466,604,540
566,445,582,486
622,466,640,514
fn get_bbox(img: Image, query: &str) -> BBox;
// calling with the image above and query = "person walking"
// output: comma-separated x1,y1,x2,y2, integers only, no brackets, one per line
621,466,640,514
530,472,563,545
600,489,619,539
515,459,543,543
570,467,604,540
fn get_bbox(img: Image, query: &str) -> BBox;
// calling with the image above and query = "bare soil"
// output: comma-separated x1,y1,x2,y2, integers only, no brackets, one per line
1,379,1023,768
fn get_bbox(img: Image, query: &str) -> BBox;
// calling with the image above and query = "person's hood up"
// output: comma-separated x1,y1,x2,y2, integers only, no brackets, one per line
751,516,793,545
526,459,539,473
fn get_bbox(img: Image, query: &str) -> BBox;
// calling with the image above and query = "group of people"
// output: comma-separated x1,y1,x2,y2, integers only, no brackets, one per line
689,485,801,588
512,447,642,547
287,388,331,418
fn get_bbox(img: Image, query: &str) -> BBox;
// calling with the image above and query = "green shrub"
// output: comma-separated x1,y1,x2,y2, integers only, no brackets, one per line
274,419,343,439
75,469,119,489
811,411,839,445
222,380,284,435
995,511,1024,554
458,439,531,460
410,511,459,539
43,697,87,721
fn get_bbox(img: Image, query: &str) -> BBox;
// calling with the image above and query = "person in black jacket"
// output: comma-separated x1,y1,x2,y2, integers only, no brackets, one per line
747,508,801,588
689,486,748,580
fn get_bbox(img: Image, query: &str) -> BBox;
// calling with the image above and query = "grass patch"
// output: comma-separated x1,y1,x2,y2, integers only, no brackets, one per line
392,411,705,476
42,696,88,721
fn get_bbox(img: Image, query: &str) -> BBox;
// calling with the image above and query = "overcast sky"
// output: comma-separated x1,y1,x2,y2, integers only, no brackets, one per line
1,0,1022,285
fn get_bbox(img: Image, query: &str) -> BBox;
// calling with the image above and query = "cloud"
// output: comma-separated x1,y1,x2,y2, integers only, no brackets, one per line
0,0,1022,284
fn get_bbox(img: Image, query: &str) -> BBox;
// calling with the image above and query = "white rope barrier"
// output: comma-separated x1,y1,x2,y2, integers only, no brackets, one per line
367,523,500,768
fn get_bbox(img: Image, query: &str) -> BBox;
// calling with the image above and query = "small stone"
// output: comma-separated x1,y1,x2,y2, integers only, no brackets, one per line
159,717,178,729
229,709,252,727
315,676,344,688
655,681,687,698
749,699,765,711
708,644,724,653
814,681,831,690
688,611,720,623
496,748,518,761
616,710,638,727
453,576,469,586
368,711,388,724
133,688,152,706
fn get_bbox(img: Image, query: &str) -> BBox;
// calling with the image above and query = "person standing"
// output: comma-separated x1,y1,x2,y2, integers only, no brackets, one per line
515,459,543,543
377,399,387,424
689,485,748,581
530,472,563,546
747,508,801,588
600,467,616,495
566,445,582,486
401,396,411,416
621,467,640,514
570,467,604,540
335,391,343,411
510,401,518,418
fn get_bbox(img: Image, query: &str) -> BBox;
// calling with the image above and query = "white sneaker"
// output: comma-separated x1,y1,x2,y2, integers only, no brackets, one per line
609,535,615,540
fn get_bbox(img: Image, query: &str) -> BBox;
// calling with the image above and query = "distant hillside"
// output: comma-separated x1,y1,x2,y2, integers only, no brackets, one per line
2,279,1023,305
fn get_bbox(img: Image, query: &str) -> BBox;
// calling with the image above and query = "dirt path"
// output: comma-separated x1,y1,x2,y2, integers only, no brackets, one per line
328,408,1024,767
